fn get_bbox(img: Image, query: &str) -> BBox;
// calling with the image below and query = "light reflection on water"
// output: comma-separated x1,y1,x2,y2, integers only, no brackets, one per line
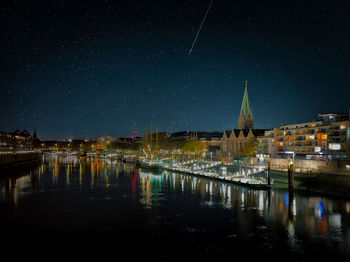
1,154,350,258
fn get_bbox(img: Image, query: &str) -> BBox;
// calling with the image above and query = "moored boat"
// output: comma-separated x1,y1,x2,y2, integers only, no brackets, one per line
140,159,163,171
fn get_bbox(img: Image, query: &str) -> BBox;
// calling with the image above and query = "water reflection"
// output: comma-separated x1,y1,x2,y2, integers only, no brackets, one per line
0,154,350,257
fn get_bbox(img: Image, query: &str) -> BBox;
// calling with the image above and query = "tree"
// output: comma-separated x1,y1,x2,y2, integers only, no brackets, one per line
182,140,205,154
238,137,258,158
238,137,258,169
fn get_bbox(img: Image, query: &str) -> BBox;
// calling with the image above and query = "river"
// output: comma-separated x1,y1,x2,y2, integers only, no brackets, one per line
1,154,350,261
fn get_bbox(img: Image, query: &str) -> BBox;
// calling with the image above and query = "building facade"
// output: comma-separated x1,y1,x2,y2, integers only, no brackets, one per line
221,81,265,161
256,129,278,157
275,112,350,160
0,130,39,153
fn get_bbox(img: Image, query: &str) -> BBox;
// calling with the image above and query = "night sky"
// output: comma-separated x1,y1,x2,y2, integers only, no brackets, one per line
1,0,349,140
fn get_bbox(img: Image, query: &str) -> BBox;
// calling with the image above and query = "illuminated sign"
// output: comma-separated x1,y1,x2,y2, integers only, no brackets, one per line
314,146,321,152
329,143,341,150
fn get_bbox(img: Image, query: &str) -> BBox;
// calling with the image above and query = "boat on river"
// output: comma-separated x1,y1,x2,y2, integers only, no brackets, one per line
140,159,163,171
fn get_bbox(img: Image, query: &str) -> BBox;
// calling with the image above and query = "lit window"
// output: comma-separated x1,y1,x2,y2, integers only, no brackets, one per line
314,146,321,152
322,134,327,140
329,143,341,150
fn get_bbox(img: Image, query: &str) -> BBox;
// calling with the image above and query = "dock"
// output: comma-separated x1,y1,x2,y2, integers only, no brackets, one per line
162,163,270,190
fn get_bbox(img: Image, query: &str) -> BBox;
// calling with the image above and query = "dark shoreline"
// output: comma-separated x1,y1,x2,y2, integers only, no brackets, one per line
0,153,42,174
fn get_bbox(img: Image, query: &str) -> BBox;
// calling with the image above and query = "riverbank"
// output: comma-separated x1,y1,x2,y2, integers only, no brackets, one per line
0,152,42,173
269,169,350,199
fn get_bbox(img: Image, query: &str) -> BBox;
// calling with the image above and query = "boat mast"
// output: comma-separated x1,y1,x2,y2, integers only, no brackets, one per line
156,127,158,159
150,123,153,158
145,126,148,157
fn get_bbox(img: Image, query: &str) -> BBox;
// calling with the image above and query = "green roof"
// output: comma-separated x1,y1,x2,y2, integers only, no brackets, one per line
240,81,252,118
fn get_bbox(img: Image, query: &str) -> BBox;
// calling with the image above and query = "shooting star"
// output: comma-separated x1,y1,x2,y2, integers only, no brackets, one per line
188,0,213,57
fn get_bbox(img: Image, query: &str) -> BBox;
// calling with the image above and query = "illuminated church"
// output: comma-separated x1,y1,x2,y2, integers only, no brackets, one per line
238,80,254,129
220,81,265,160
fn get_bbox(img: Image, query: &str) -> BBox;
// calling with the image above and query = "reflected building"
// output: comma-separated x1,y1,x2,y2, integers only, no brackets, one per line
1,156,350,256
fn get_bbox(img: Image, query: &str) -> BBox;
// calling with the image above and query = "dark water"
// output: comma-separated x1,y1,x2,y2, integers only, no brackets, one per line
1,155,350,261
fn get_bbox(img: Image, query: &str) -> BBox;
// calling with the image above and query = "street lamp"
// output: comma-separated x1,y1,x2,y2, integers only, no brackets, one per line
285,151,295,191
285,151,295,164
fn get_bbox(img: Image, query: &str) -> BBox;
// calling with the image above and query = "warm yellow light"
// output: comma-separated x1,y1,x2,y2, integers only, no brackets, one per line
322,134,327,140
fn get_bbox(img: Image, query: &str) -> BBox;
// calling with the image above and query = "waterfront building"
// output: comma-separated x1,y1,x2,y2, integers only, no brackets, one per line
275,112,350,160
221,81,265,161
256,129,278,157
0,130,38,153
196,132,222,158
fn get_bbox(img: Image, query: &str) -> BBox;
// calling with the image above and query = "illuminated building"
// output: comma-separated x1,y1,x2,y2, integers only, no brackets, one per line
238,80,254,129
0,129,38,152
257,129,278,157
275,112,350,160
221,81,265,160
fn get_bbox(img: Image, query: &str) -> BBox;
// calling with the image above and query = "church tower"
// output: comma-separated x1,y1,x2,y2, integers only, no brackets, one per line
237,80,254,129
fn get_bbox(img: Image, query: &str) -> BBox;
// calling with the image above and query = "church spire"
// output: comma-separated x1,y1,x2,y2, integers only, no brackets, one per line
240,80,252,118
238,80,254,129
